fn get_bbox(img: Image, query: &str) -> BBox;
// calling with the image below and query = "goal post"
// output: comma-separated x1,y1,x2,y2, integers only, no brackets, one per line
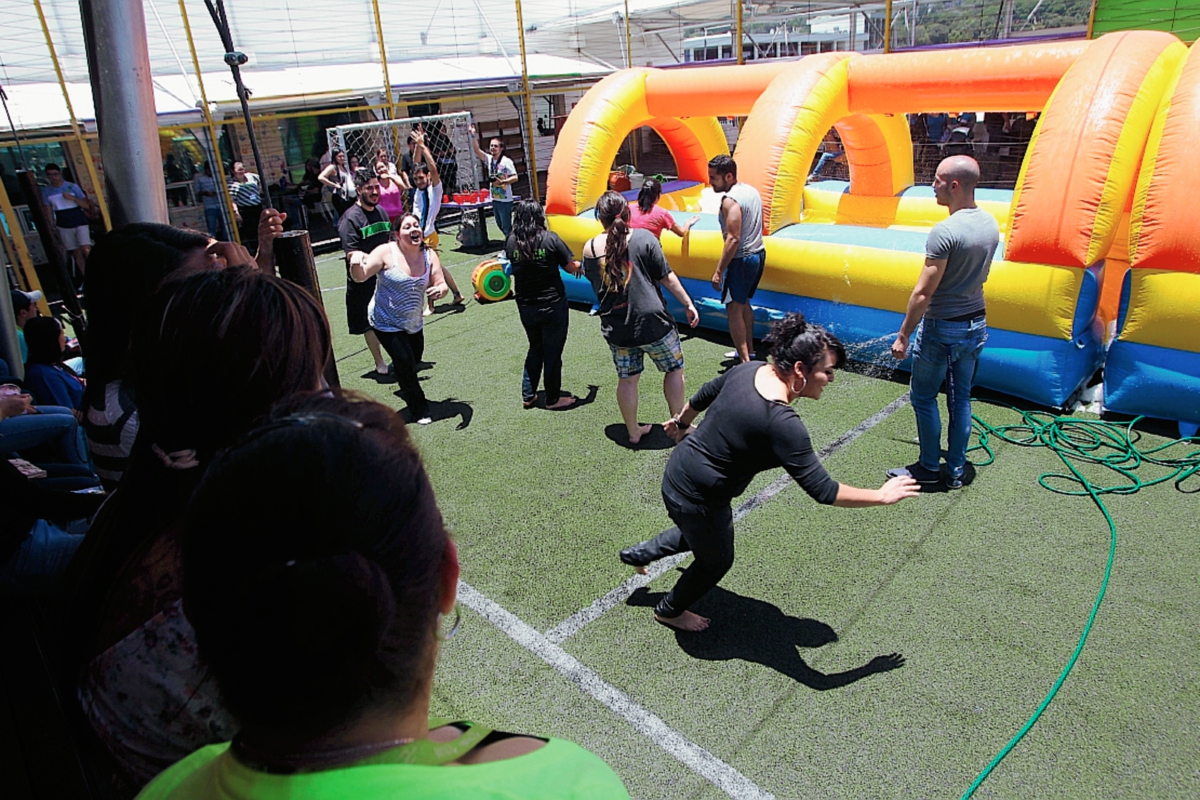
326,111,482,194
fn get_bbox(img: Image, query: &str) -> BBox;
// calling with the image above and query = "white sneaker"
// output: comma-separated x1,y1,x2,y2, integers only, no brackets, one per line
723,350,737,359
417,416,433,425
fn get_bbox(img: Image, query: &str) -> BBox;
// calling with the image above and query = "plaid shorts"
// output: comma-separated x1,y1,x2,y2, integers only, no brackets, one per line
608,327,684,378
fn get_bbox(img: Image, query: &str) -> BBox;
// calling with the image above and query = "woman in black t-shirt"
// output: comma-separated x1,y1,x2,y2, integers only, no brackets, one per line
619,314,920,632
583,192,699,445
507,201,584,409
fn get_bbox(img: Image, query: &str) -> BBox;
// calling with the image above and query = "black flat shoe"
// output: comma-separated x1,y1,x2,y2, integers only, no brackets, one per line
619,544,653,568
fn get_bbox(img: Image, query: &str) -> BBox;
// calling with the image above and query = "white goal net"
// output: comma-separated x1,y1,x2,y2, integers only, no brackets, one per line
326,111,482,194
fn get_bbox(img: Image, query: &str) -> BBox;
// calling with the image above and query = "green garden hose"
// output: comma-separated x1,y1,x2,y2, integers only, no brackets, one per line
959,411,1199,799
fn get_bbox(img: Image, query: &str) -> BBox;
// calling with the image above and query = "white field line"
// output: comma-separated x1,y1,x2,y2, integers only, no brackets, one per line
456,580,775,800
543,393,912,645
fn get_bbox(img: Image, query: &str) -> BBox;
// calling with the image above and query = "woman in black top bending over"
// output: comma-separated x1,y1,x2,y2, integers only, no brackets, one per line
508,200,584,410
619,313,920,632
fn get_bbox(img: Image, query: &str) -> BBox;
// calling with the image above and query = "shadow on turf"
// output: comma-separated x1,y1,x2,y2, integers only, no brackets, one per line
604,424,675,450
399,398,474,430
627,585,905,690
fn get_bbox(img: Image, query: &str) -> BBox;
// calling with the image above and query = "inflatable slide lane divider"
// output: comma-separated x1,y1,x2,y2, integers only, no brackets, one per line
1105,39,1200,433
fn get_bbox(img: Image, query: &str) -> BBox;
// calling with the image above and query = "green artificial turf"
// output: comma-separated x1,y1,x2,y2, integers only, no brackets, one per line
313,233,1200,799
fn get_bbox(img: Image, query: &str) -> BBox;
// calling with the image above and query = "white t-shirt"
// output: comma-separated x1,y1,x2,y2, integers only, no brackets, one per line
488,155,516,202
414,182,444,236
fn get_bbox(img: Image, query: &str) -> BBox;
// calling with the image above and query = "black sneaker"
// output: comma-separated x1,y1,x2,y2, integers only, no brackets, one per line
943,471,964,490
886,463,942,485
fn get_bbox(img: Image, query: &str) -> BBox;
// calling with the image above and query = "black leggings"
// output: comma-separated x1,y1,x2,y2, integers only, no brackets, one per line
518,299,569,404
636,492,735,618
374,328,428,419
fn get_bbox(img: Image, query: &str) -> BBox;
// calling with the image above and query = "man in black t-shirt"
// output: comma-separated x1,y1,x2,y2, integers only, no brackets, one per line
338,169,392,378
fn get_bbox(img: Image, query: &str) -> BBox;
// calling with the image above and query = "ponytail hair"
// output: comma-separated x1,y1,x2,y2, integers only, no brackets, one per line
766,312,846,376
595,191,632,290
636,179,662,214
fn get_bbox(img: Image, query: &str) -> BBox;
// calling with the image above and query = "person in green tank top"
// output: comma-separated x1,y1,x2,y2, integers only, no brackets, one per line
136,393,628,799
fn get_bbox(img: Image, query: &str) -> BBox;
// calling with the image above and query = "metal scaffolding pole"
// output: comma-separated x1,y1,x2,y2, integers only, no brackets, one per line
514,0,541,203
80,0,170,226
32,0,112,230
884,0,894,53
177,0,241,244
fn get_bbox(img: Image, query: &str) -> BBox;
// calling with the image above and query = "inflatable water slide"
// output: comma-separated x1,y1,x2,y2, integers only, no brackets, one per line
543,32,1199,428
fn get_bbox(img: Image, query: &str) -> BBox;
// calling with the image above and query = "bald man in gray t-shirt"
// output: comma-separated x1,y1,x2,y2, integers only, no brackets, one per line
889,156,999,489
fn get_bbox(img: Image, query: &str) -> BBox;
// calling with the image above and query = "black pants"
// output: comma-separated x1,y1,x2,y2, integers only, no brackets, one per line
374,328,428,419
637,490,735,618
331,194,355,219
237,203,263,250
518,299,569,404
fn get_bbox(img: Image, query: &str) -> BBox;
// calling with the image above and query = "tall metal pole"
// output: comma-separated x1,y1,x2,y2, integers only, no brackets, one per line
884,0,894,53
177,0,241,244
0,175,48,318
204,0,273,211
513,0,541,203
33,0,112,230
736,0,744,65
81,0,170,226
370,0,405,162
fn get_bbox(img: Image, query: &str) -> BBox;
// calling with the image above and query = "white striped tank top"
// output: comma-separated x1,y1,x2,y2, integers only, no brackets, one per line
368,243,430,334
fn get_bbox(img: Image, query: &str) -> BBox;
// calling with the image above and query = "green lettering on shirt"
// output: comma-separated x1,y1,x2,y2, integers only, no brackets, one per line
361,221,392,238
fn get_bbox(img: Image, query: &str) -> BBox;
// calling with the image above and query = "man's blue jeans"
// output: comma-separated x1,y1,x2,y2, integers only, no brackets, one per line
0,406,91,467
204,207,227,241
909,315,987,479
492,199,514,239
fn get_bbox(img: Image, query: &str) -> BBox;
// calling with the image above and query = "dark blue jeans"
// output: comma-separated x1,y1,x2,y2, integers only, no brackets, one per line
519,299,569,404
909,315,987,479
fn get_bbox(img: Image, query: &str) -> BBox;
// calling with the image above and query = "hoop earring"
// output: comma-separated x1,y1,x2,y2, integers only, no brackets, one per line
790,375,807,397
438,605,462,641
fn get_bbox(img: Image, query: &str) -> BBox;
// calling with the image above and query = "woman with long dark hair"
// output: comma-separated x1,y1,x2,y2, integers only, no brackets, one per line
629,178,700,240
318,148,356,217
619,313,920,631
63,266,332,791
132,392,629,798
582,191,699,445
23,316,85,412
351,213,450,425
508,200,584,409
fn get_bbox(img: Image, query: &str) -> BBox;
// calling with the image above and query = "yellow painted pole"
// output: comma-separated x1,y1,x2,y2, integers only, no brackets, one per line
370,0,406,163
623,0,638,170
371,0,396,115
884,0,894,53
178,0,243,244
736,0,744,65
0,178,50,316
514,0,541,203
32,0,112,230
1086,0,1098,39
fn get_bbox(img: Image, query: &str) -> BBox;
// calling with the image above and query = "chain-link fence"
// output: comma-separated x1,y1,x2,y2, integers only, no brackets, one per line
326,112,483,195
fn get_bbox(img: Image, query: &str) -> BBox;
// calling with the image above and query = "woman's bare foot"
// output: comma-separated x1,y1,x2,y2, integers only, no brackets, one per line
655,610,710,632
627,423,653,445
546,395,578,410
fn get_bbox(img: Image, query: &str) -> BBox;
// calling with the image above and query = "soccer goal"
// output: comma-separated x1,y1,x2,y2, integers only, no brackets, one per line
325,111,482,194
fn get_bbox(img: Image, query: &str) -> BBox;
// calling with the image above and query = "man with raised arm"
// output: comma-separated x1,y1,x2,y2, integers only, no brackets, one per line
409,129,464,311
468,123,518,240
890,155,998,490
708,155,766,365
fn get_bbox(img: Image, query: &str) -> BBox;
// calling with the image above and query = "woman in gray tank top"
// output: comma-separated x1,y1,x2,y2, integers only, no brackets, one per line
351,213,450,424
